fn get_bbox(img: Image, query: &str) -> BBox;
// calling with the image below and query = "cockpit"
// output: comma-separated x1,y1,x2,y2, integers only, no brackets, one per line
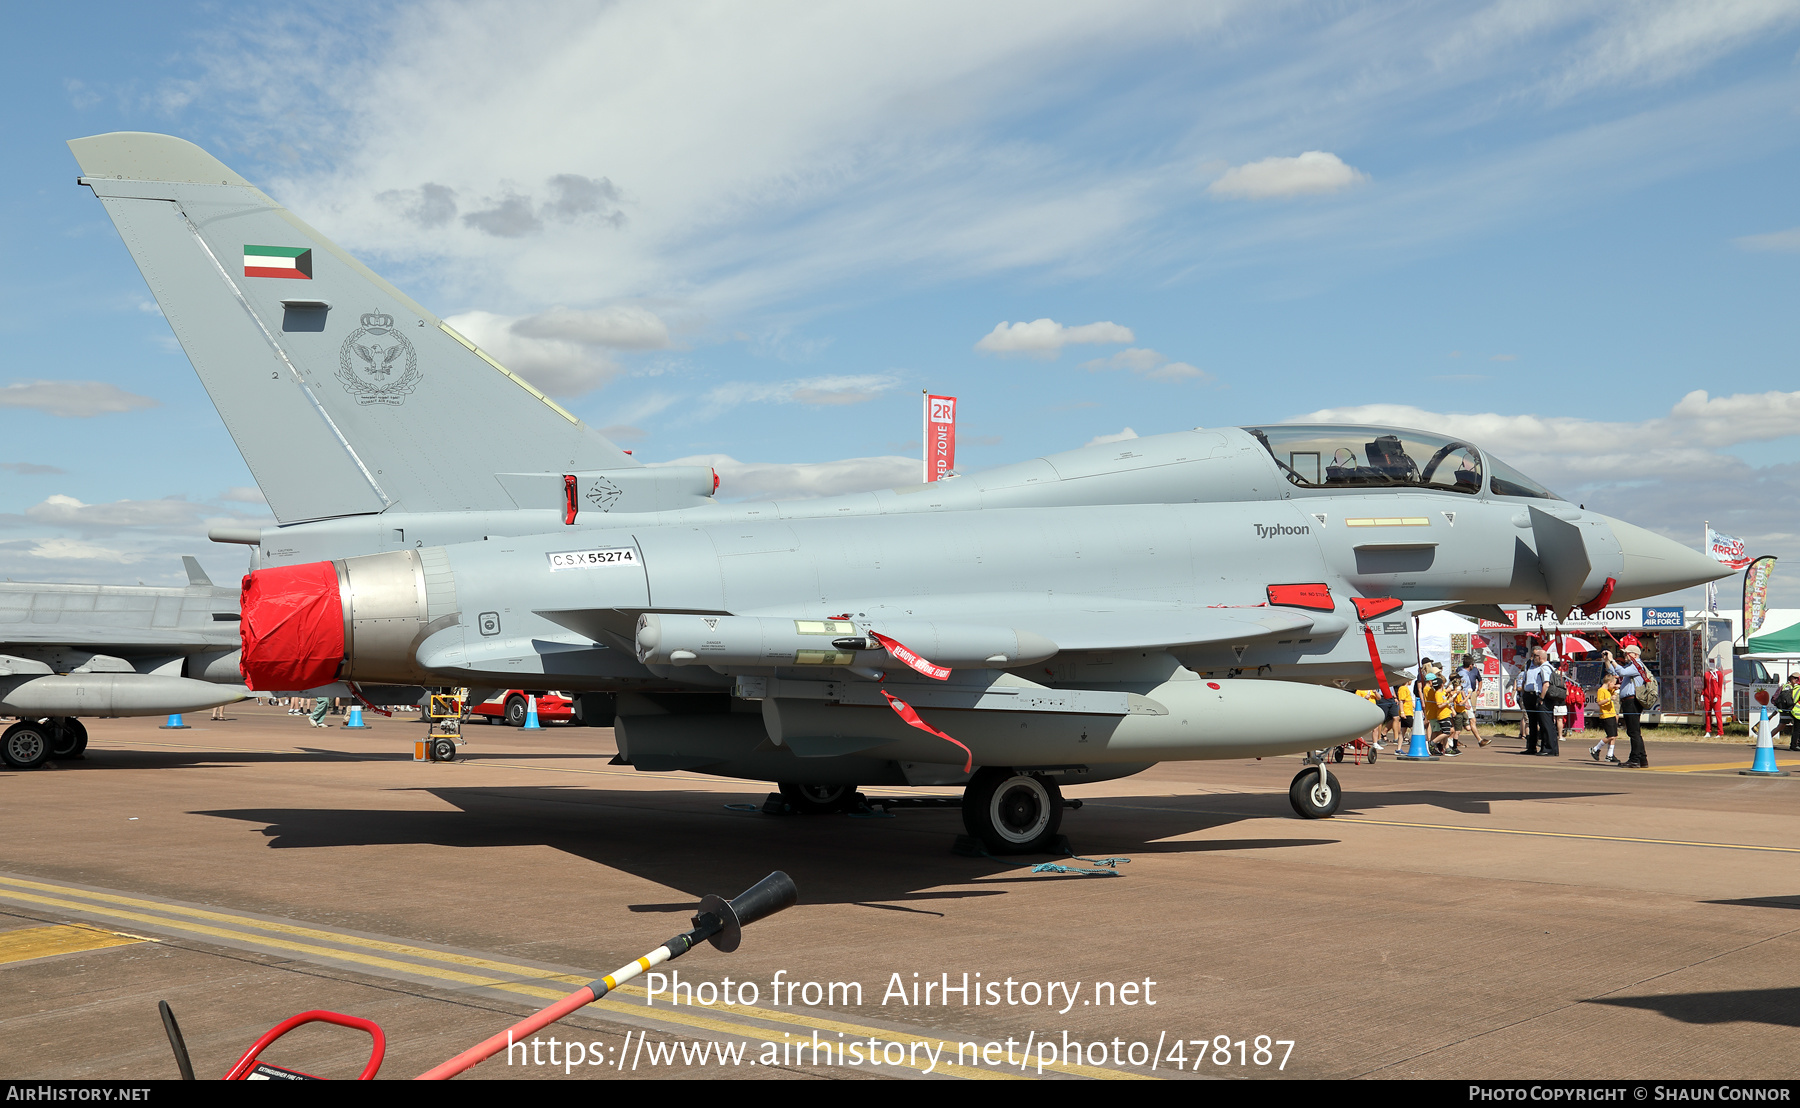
1244,425,1560,500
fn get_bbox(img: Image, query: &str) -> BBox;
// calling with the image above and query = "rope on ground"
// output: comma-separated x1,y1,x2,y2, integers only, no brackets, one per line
976,850,1130,876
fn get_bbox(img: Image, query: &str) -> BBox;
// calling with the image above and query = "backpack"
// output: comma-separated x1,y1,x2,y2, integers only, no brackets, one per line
1775,685,1795,713
1634,664,1660,711
1546,670,1568,705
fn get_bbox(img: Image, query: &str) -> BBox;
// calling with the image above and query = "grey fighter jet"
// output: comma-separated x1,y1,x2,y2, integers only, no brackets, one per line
0,558,246,767
71,133,1731,851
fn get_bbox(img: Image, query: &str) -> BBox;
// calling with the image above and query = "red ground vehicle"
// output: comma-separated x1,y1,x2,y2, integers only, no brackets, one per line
466,690,577,726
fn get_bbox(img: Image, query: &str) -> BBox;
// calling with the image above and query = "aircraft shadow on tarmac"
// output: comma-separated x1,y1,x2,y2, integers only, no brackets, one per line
192,783,1613,907
1589,989,1800,1029
1705,895,1800,911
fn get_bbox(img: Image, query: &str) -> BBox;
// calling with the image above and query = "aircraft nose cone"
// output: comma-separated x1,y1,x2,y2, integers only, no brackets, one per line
1605,517,1734,602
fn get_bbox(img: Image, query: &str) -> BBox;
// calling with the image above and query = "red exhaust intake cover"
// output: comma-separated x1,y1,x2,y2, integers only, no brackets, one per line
240,562,345,691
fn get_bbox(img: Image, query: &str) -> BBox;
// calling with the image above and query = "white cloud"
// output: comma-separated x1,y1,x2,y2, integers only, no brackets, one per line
1087,427,1140,446
25,494,214,531
24,539,143,565
1207,152,1368,200
1734,227,1800,252
975,319,1134,358
698,374,900,418
1549,0,1800,97
511,305,671,349
0,462,66,476
148,3,1800,323
652,454,918,500
220,486,267,504
0,381,159,418
443,310,622,398
1290,389,1800,478
1079,347,1210,382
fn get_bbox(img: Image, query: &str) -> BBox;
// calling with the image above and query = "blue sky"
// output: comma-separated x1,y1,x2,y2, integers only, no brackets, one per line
2,1,1798,609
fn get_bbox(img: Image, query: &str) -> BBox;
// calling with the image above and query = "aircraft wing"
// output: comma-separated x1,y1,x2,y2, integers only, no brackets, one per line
934,596,1347,653
533,593,1349,668
0,624,236,649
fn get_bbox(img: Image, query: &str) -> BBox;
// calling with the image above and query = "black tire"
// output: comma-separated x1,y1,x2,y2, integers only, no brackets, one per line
1332,745,1345,763
503,696,527,727
1288,766,1342,819
49,718,87,759
962,767,1063,854
778,781,859,814
1366,746,1377,764
2,722,53,770
432,738,457,762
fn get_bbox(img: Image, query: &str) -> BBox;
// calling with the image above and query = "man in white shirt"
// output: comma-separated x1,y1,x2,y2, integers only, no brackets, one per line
1519,647,1558,756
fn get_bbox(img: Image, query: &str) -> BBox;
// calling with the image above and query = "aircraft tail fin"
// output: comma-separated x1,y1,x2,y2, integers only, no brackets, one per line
181,556,212,588
69,132,640,525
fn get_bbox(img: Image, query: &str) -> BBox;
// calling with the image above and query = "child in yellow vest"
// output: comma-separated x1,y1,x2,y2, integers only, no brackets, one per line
1589,675,1620,764
1424,674,1459,756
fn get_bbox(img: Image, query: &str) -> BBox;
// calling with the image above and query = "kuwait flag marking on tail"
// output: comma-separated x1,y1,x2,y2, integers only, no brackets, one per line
243,245,313,279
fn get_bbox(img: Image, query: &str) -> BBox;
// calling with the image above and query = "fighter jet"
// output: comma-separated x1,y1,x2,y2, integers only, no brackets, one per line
0,557,246,768
70,132,1731,851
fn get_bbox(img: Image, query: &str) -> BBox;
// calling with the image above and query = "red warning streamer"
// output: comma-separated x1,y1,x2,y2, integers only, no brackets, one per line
1360,624,1394,699
346,680,394,718
868,631,951,681
881,690,972,772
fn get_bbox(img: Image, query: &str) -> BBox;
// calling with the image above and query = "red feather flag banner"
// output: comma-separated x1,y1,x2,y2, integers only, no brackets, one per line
881,690,972,772
868,631,952,680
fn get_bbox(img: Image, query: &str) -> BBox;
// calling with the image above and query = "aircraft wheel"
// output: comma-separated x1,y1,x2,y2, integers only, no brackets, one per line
2,722,53,770
504,696,528,727
432,738,457,762
1366,746,1377,765
1288,766,1341,819
778,781,859,814
50,718,87,759
962,768,1062,854
1332,745,1345,763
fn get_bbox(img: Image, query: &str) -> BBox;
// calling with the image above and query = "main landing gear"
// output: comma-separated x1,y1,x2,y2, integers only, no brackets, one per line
775,769,1068,854
961,767,1063,855
2,717,90,769
776,781,860,814
2,720,52,769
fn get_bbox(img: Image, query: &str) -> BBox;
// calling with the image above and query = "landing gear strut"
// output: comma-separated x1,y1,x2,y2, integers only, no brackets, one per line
50,718,87,760
961,767,1063,854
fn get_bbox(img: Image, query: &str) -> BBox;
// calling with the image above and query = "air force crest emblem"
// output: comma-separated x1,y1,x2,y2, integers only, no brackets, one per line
337,312,422,405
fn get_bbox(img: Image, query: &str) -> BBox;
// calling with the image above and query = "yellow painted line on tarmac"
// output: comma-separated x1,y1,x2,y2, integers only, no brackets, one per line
1643,759,1800,774
0,874,1137,1080
0,923,148,965
1334,817,1800,854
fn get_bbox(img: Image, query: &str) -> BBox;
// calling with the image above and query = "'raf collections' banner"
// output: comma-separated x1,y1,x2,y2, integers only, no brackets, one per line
1478,607,1684,632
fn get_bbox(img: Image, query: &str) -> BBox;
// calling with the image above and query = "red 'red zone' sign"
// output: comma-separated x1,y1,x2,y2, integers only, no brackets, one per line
925,395,956,482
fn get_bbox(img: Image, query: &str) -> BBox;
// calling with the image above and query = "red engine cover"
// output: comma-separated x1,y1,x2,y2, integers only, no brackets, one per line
240,562,344,691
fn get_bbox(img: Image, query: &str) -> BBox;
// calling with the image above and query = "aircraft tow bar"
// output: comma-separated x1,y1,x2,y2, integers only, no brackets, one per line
156,872,799,1080
418,870,798,1079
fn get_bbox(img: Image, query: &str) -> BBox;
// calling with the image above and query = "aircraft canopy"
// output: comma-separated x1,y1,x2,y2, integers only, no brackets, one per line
1245,425,1561,500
